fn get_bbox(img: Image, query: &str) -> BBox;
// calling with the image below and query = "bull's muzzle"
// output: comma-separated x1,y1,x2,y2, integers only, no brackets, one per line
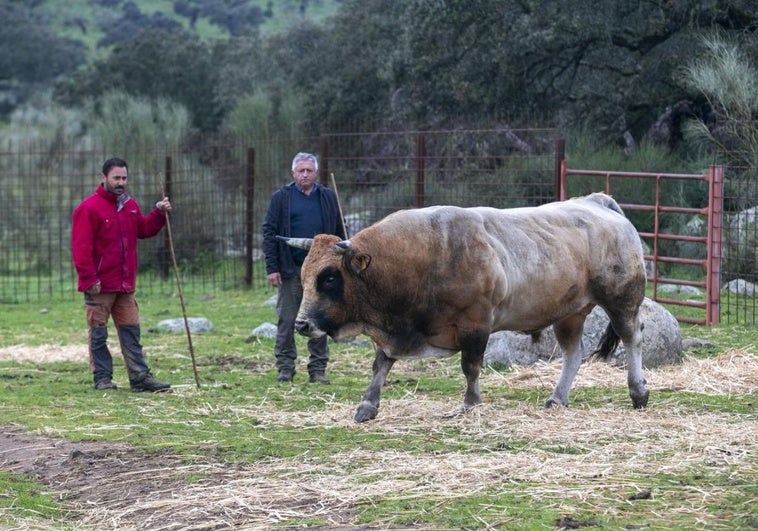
295,319,318,337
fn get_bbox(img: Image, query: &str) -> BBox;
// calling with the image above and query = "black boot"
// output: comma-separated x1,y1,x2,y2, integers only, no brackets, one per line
130,371,171,392
309,372,330,384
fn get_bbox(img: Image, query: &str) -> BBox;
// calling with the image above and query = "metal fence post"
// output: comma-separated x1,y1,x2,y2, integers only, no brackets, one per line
707,165,724,325
245,147,255,287
554,137,565,200
416,132,425,208
558,159,567,200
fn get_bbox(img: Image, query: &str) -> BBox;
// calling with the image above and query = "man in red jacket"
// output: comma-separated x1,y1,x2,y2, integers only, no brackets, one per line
72,157,171,392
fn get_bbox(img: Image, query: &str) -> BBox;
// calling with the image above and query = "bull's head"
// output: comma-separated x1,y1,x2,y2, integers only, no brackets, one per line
278,235,371,340
276,236,371,274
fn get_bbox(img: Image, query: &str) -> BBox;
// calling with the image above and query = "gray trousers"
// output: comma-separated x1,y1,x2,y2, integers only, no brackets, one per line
275,271,329,374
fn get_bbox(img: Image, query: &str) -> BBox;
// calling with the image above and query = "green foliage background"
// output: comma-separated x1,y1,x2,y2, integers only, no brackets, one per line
2,0,755,137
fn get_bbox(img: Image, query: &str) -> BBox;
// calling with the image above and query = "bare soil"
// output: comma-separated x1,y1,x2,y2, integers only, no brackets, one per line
0,424,365,529
1,426,206,529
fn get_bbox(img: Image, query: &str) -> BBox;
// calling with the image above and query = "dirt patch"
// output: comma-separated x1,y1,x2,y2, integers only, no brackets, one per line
0,425,358,529
0,344,87,364
0,426,192,527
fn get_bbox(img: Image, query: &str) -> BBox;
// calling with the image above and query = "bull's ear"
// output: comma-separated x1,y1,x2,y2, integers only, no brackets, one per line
348,252,371,275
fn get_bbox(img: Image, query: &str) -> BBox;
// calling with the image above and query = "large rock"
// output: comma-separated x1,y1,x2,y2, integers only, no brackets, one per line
722,278,758,296
724,205,758,279
155,317,214,333
344,211,372,235
247,322,278,341
678,215,707,260
484,298,682,369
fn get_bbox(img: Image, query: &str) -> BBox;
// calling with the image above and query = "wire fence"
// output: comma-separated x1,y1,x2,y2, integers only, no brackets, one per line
0,121,559,302
1,122,755,325
719,149,758,326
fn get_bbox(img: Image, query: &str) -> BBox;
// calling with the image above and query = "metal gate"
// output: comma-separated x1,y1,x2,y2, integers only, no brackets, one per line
560,163,724,325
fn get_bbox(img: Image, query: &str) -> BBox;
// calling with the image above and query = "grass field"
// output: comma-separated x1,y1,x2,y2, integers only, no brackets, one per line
0,289,756,529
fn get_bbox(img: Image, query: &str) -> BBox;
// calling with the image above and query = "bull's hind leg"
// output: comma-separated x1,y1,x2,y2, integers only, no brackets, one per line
355,347,396,423
609,312,648,408
545,314,587,408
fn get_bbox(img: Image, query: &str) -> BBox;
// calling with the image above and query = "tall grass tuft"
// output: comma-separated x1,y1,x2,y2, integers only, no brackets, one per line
679,33,758,281
680,33,758,175
86,90,191,157
222,88,315,204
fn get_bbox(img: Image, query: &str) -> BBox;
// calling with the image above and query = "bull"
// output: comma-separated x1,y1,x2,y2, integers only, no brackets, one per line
280,193,648,422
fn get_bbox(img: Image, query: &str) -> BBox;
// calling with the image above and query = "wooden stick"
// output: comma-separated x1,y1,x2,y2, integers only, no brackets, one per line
159,178,201,389
330,172,349,238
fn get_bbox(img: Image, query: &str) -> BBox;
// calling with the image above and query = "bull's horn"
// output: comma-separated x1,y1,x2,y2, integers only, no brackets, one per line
335,240,352,254
276,236,313,250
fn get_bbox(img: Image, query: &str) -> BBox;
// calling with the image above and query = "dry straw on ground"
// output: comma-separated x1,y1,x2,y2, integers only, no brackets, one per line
502,348,757,395
1,348,756,529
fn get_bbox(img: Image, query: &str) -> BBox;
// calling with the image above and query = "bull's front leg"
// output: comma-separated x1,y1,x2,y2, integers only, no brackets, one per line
355,347,396,423
625,333,649,409
460,331,487,411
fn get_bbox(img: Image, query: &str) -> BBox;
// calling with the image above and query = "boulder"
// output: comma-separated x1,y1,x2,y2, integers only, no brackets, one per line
484,298,682,369
155,317,214,333
724,205,758,279
678,215,707,260
657,283,702,297
246,322,278,341
344,211,372,235
722,278,758,297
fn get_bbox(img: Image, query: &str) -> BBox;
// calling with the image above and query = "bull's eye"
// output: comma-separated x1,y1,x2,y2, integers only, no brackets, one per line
316,266,343,300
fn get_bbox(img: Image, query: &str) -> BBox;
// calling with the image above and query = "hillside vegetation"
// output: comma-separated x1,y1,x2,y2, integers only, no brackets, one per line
39,0,340,57
3,0,755,146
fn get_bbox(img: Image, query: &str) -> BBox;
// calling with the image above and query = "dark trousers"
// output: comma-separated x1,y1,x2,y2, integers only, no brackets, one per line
85,292,150,384
275,271,329,374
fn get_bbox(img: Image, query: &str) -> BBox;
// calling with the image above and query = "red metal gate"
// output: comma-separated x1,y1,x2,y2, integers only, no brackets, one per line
560,163,724,325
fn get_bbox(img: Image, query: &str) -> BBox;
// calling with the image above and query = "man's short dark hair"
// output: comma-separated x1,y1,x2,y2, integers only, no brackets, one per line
102,157,128,176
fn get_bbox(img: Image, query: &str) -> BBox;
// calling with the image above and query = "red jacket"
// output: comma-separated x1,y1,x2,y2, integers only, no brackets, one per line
72,185,166,293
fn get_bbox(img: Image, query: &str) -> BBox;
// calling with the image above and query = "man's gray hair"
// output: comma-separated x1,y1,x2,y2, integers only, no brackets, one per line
291,152,319,171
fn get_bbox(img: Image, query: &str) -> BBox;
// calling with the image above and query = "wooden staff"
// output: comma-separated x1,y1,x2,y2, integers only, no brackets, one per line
159,177,201,389
330,172,349,238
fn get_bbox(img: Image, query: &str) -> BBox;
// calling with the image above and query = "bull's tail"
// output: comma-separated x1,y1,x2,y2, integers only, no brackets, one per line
591,323,621,361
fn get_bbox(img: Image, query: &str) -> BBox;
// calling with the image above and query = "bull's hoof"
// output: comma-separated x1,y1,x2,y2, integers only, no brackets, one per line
354,401,379,423
630,388,650,409
462,398,483,411
544,397,567,408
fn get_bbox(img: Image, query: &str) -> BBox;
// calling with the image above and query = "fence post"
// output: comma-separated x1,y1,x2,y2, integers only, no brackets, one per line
416,132,425,208
554,137,565,200
245,147,255,287
707,165,724,325
161,156,172,280
559,160,568,200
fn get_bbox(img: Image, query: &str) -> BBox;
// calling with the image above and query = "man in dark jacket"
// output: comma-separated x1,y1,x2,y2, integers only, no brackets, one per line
262,152,347,383
71,157,171,392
